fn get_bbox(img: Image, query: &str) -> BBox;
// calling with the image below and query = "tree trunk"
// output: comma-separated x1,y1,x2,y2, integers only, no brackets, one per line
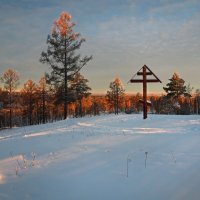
9,107,12,128
9,87,12,128
116,87,119,115
29,95,32,125
42,90,45,123
197,97,199,115
79,99,83,117
64,37,68,119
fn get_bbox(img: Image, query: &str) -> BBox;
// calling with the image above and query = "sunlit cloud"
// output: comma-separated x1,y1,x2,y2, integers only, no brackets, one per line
0,173,6,184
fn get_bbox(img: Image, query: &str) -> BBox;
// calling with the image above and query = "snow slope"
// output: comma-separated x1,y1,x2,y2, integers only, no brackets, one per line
0,114,200,200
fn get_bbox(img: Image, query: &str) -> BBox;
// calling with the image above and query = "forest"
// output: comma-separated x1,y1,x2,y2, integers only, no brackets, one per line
0,71,199,129
0,12,200,129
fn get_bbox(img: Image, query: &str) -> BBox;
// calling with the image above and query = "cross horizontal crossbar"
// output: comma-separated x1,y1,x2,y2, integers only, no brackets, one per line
137,72,152,76
130,79,161,83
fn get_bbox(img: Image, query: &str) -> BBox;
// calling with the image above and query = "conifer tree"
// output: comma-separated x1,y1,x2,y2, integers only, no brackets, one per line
40,12,92,119
163,73,191,114
163,73,190,99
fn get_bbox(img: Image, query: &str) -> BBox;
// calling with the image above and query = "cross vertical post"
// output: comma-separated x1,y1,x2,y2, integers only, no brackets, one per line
143,66,147,119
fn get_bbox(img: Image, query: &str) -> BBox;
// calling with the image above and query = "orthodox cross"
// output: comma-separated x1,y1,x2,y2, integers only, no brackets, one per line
129,65,162,119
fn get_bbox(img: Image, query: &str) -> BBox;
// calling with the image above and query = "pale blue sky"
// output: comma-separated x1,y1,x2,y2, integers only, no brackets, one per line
0,0,200,94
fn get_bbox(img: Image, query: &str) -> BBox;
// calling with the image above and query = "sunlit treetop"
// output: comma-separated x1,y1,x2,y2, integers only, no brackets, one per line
52,11,78,38
172,73,180,80
114,77,123,88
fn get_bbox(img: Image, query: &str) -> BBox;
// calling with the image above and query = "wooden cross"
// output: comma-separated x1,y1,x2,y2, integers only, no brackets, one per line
130,65,162,119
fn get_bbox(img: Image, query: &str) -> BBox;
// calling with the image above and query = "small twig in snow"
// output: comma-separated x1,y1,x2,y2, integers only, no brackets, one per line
126,153,134,178
145,152,148,168
15,166,19,176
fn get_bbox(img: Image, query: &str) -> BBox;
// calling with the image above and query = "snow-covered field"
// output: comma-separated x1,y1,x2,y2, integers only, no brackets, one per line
0,114,200,200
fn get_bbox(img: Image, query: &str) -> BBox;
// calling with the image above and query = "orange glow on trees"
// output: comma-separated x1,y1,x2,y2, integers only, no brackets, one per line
106,77,125,114
53,12,71,36
52,11,79,41
21,80,37,125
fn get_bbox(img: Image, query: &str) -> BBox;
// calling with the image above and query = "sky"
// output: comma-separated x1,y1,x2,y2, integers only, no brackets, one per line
0,0,200,94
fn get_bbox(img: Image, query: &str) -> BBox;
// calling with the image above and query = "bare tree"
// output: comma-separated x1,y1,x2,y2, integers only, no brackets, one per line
1,69,19,128
21,80,37,125
38,76,48,123
106,77,125,114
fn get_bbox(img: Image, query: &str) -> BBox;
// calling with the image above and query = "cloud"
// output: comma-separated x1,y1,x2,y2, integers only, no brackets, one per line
0,0,200,92
0,1,59,82
83,1,200,91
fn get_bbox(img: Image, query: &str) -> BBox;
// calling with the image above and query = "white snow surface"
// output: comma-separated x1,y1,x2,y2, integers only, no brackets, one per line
0,114,200,200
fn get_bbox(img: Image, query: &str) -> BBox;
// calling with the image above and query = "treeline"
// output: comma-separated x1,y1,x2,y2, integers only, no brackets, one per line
0,72,199,129
0,70,93,128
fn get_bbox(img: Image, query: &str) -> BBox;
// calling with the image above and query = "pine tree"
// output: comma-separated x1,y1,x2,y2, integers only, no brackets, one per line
106,77,125,114
1,69,19,128
40,12,92,119
163,73,190,99
163,73,191,114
